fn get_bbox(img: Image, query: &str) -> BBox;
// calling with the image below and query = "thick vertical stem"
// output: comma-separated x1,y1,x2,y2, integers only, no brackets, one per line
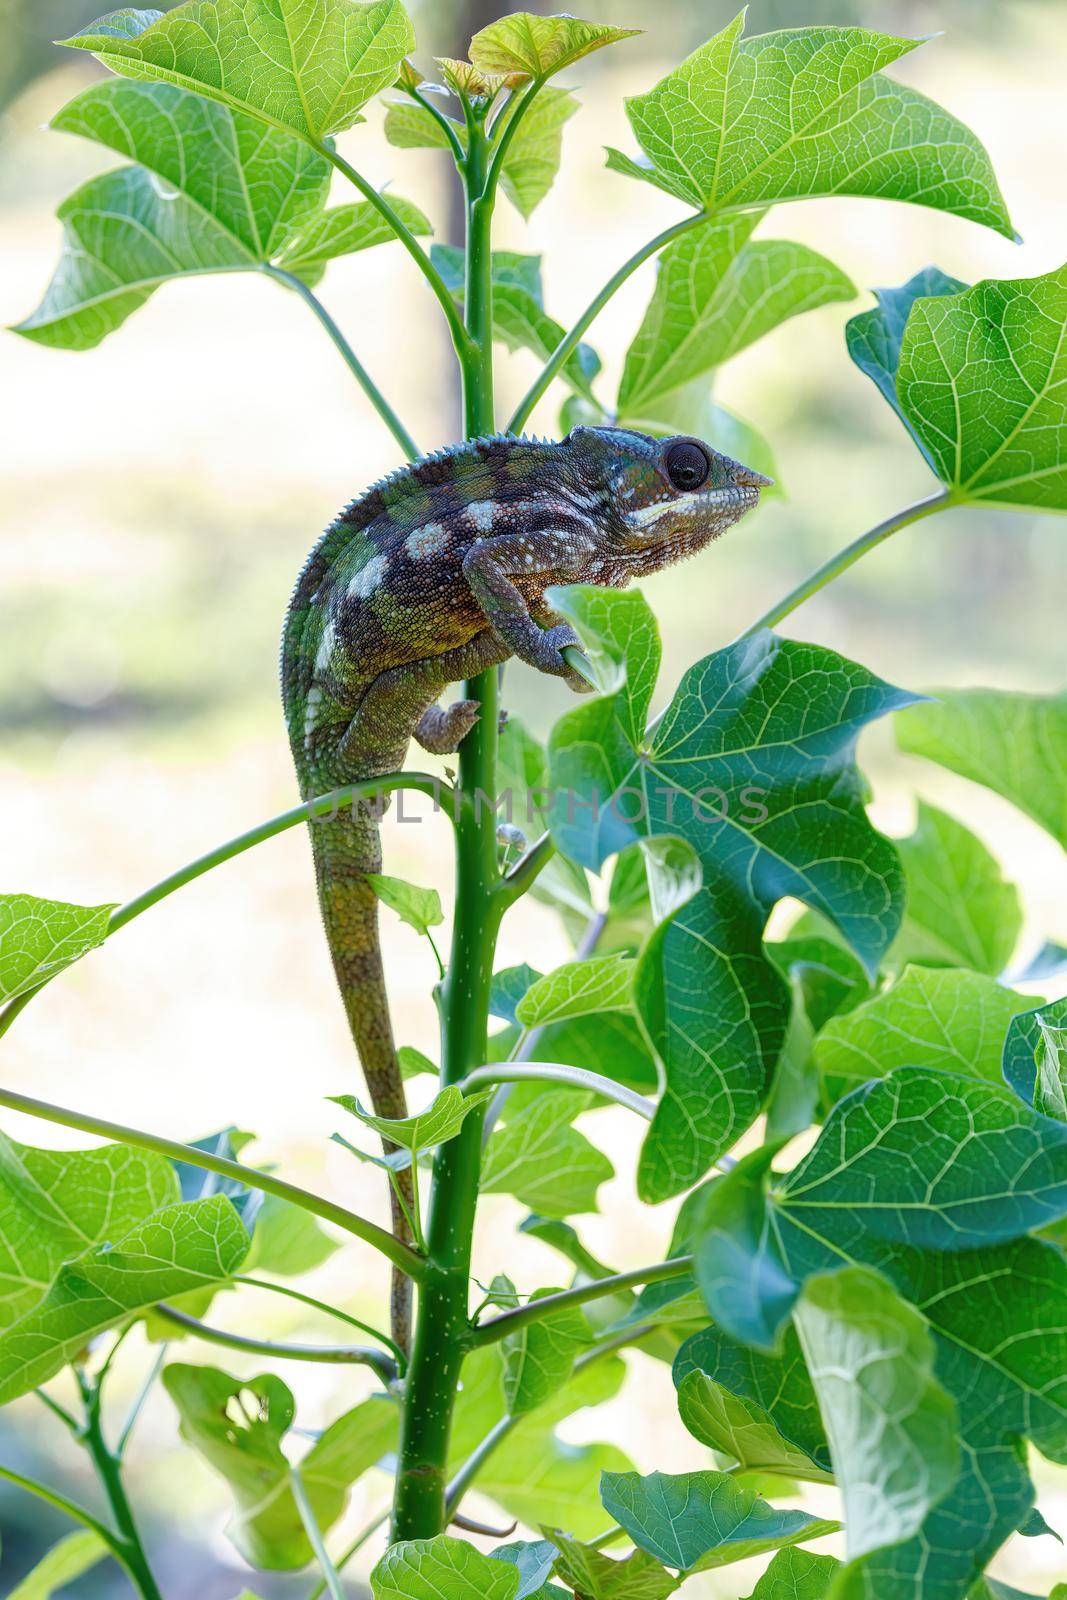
391,114,502,1541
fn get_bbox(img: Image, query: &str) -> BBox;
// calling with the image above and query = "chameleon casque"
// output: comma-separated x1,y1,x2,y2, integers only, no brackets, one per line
281,425,769,1345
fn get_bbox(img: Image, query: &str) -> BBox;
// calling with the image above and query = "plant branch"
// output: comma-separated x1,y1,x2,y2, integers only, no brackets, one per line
0,1086,425,1279
291,1469,346,1600
461,1063,655,1121
233,1274,405,1369
318,144,470,355
410,85,466,163
116,1346,168,1458
471,1256,693,1344
78,1374,163,1600
482,78,544,201
152,1305,400,1383
0,1462,121,1551
507,209,710,433
267,266,419,459
0,772,452,1044
738,491,953,638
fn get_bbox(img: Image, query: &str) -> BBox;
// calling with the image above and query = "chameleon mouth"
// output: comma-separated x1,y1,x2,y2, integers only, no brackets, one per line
627,480,765,534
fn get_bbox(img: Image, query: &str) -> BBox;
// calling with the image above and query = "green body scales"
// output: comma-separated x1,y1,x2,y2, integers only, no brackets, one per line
281,425,768,1344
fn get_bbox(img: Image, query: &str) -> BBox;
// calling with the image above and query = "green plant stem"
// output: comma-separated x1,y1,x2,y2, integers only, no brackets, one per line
267,266,419,459
483,77,544,199
234,1274,405,1368
116,1347,168,1458
152,1305,399,1382
461,1062,655,1120
0,1085,424,1279
320,144,470,356
390,110,502,1544
0,771,450,1044
410,85,466,163
79,1377,163,1600
738,490,952,638
507,210,710,433
472,1256,693,1344
0,1461,120,1551
291,1468,346,1600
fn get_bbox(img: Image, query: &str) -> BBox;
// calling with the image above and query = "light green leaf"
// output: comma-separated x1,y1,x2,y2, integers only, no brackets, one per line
384,96,454,150
0,1133,178,1333
600,1470,837,1573
63,0,416,142
888,801,1022,976
501,1290,591,1415
492,86,580,219
6,1532,110,1599
547,1530,679,1600
332,1085,493,1152
0,893,115,1002
480,1087,613,1216
373,1536,521,1600
0,1195,249,1402
609,14,1011,234
515,954,635,1027
469,14,640,79
741,1549,840,1600
896,266,1067,508
618,217,854,418
399,1044,438,1079
896,688,1067,850
815,964,1035,1106
242,1193,339,1276
276,195,432,285
165,1366,396,1569
793,1267,958,1567
366,871,443,935
548,589,911,1199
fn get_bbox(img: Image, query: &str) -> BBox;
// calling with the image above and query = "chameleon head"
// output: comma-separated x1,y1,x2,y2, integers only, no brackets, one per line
563,425,771,576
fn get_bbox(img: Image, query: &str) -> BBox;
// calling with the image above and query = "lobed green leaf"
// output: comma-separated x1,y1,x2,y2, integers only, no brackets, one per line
0,892,115,1002
469,13,640,80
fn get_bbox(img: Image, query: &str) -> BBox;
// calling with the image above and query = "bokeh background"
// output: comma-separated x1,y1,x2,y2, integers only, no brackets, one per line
2,0,1066,1593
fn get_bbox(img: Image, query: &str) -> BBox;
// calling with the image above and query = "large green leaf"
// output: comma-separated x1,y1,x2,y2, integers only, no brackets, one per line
793,1268,958,1574
164,1366,397,1569
6,1532,110,1599
469,14,639,79
599,1470,837,1573
63,0,415,141
895,266,1067,508
617,215,854,420
815,965,1034,1106
547,588,911,1199
373,1537,520,1600
896,688,1067,850
887,801,1022,976
481,1086,613,1217
0,893,114,1002
606,14,1011,235
0,1195,248,1401
741,1550,840,1600
693,1077,1067,1599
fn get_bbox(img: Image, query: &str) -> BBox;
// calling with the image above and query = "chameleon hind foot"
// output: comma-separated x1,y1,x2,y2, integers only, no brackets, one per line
414,698,481,755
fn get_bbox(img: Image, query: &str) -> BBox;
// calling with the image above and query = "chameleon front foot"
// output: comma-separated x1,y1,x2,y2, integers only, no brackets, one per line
414,698,481,755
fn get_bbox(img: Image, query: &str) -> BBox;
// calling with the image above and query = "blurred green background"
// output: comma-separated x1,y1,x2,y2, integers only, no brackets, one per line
2,0,1066,1594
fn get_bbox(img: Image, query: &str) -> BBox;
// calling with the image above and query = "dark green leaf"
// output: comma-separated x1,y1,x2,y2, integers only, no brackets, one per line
740,1549,840,1600
491,1540,559,1600
1004,997,1067,1115
490,963,543,1024
0,893,114,1002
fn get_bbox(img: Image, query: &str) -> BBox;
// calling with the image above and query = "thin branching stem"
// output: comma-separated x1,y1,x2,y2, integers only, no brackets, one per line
471,1256,693,1344
409,85,466,163
153,1305,400,1383
291,1468,347,1600
462,1062,655,1121
233,1275,405,1369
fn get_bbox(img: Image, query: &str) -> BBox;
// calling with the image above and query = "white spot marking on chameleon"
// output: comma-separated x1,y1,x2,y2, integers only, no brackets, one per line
468,500,497,533
348,552,388,597
407,521,448,560
313,619,336,674
627,491,697,529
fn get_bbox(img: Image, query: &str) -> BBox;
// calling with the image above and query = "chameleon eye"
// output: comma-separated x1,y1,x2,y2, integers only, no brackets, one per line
664,439,711,492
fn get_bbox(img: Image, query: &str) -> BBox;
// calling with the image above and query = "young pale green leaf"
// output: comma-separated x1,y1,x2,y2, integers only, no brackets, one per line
741,1549,840,1600
617,217,854,419
693,1090,1067,1598
481,1087,613,1217
896,687,1067,849
547,1531,679,1600
608,15,1011,235
673,1323,834,1484
384,96,454,150
515,954,635,1027
896,266,1067,508
547,588,911,1199
501,1290,591,1415
469,14,640,79
0,892,115,1002
276,196,432,285
374,1537,521,1600
887,801,1022,976
63,0,416,142
332,1084,493,1152
165,1366,397,1570
845,268,965,469
0,1134,178,1332
815,965,1035,1106
599,1470,837,1573
399,1044,438,1078
6,1532,110,1600
366,871,443,935
0,1195,248,1402
793,1268,959,1567
435,57,520,99
1004,998,1067,1118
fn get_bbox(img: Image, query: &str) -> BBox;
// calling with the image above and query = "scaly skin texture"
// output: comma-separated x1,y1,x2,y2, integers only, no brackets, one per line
280,425,768,1349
